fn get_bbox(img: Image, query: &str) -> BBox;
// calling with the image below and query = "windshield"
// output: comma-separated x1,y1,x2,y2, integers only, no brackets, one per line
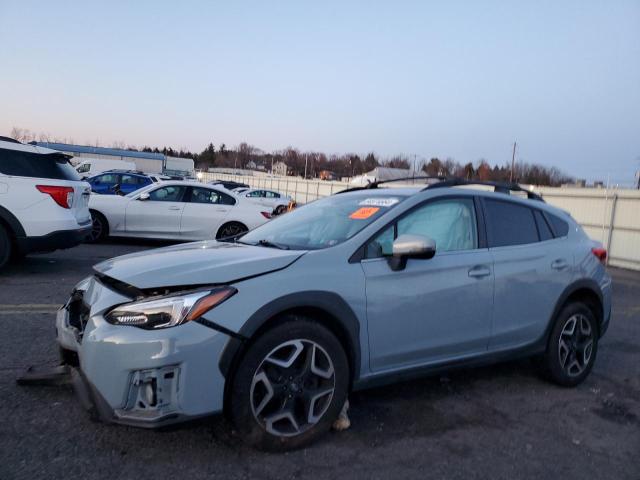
240,193,406,250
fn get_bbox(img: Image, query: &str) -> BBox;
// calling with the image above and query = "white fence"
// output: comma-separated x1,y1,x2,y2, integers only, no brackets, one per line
201,172,640,271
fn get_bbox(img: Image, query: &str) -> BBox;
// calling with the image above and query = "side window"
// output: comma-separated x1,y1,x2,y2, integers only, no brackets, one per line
265,191,280,198
485,199,539,247
97,174,118,183
219,191,236,205
365,198,478,258
148,185,187,202
534,210,553,241
246,190,262,198
121,174,142,185
545,212,569,237
190,187,236,205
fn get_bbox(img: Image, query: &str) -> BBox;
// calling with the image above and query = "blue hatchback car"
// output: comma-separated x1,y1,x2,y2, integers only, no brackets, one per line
55,179,611,450
88,170,154,195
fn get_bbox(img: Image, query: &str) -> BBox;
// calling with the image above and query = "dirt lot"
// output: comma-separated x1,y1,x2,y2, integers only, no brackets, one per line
1,241,638,480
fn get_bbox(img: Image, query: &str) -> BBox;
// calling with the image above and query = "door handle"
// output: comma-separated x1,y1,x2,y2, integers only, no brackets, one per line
551,259,569,270
168,206,181,211
468,265,491,278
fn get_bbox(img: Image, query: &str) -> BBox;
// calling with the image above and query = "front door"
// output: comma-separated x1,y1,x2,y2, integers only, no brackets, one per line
361,197,494,372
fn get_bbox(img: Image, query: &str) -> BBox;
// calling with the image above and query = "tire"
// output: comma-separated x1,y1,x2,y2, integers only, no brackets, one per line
87,210,108,243
229,317,349,451
273,205,286,216
0,223,11,269
216,221,248,240
541,302,598,387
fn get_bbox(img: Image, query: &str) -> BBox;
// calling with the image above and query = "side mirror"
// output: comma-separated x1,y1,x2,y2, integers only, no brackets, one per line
387,234,436,271
138,192,150,201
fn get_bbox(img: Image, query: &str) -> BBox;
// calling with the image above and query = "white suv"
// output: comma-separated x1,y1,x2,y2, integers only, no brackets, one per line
0,137,92,269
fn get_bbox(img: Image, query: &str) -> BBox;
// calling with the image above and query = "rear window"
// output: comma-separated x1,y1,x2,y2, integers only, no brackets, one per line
485,199,539,247
545,212,569,237
0,149,80,181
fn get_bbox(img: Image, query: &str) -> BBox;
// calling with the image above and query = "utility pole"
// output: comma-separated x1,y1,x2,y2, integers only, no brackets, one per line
510,142,517,183
304,156,308,179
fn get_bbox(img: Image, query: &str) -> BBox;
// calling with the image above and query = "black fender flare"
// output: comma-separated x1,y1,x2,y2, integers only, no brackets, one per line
218,290,361,385
540,278,604,348
0,205,26,238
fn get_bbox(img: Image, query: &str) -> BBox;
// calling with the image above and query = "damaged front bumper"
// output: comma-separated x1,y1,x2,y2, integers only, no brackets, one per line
53,276,231,428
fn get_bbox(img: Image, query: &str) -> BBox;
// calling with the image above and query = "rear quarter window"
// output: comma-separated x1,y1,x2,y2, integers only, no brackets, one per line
484,199,539,247
544,212,569,237
0,149,80,181
534,210,554,241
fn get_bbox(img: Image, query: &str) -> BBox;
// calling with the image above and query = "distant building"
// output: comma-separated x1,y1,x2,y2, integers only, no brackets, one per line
33,142,194,176
272,161,288,176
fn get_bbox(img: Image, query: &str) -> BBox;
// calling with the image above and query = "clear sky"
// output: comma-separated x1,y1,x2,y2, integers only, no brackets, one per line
1,1,638,185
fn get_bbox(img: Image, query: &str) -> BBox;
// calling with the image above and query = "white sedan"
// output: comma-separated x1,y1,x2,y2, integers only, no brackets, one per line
87,181,273,242
236,188,292,214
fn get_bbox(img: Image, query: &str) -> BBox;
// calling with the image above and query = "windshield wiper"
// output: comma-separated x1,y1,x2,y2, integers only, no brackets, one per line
254,239,290,250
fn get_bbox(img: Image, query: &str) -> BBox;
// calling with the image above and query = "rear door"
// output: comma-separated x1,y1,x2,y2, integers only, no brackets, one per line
124,184,188,238
180,187,236,240
483,198,573,350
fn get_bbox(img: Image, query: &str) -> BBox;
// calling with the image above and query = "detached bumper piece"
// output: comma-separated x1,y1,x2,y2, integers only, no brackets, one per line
16,364,73,386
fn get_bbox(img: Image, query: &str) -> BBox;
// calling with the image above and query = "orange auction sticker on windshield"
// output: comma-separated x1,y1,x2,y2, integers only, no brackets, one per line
349,207,380,219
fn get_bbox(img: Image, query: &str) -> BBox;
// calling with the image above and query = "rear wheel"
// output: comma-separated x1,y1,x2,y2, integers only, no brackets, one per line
0,223,12,269
541,302,598,387
216,221,248,240
229,317,349,451
87,210,108,243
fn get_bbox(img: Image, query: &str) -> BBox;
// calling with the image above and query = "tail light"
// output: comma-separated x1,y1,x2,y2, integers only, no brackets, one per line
260,211,272,219
591,247,607,265
36,185,74,209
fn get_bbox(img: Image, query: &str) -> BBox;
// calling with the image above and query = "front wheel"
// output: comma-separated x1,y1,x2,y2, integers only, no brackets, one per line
541,302,598,387
229,317,349,451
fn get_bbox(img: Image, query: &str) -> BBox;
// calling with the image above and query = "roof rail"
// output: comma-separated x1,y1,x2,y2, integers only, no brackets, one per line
336,175,446,194
423,178,544,202
102,169,146,175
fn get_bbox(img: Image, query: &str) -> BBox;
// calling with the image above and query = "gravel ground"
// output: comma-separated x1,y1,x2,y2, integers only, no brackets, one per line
0,241,638,480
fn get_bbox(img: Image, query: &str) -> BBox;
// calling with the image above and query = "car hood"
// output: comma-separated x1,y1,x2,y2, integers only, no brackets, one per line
93,241,306,289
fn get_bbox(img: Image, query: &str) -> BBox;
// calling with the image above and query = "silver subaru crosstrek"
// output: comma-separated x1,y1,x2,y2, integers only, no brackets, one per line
55,180,612,450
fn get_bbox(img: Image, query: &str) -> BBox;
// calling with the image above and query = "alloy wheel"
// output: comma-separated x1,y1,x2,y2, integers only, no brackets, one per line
90,214,103,241
558,314,594,377
250,339,336,437
219,224,246,238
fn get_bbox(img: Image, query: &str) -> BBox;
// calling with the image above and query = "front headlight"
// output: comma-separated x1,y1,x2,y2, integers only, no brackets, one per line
105,287,236,329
